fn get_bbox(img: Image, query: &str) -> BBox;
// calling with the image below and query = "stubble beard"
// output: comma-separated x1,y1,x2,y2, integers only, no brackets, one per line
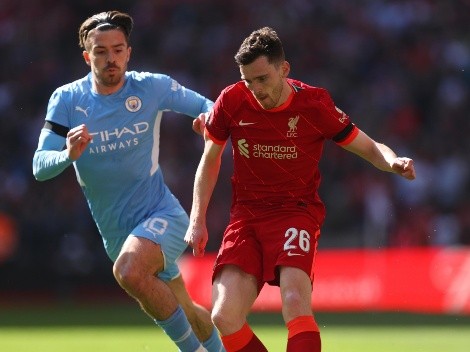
263,80,284,110
100,70,123,87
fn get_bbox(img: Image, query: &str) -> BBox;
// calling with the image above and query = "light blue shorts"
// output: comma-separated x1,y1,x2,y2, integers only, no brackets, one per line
104,211,190,282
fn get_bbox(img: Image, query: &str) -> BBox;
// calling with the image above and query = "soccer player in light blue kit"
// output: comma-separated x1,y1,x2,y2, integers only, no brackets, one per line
32,10,224,352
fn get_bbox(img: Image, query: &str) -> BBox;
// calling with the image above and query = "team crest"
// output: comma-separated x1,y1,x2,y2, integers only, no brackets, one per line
287,115,300,137
125,96,142,112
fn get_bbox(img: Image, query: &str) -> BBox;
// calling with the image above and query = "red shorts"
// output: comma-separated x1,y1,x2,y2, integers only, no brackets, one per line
213,203,322,293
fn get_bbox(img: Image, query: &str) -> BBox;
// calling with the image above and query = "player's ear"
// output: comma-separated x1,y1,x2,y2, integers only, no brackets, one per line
83,51,91,66
126,46,132,63
281,61,290,78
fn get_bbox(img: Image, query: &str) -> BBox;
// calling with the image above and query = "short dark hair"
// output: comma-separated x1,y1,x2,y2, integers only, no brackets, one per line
78,10,133,50
234,27,285,66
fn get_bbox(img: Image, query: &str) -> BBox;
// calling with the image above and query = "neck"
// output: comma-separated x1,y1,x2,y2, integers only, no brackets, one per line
275,80,292,107
91,74,125,95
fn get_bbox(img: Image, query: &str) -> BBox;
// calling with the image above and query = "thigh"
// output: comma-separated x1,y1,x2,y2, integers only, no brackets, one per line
117,235,164,276
126,212,189,281
213,220,264,292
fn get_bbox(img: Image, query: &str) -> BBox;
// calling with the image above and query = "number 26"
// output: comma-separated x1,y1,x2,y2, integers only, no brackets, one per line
284,227,311,253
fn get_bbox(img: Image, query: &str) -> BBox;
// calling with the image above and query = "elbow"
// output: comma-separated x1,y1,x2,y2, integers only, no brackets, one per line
32,167,47,182
32,157,49,182
34,174,47,182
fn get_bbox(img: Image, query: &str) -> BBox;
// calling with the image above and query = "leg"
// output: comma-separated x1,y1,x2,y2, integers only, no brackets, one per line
211,265,258,334
212,265,267,352
113,236,176,320
167,273,224,352
113,236,206,351
279,266,321,352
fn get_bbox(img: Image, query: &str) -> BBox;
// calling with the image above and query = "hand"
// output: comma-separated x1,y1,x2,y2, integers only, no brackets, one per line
391,157,416,180
66,124,92,160
184,222,208,257
192,112,208,136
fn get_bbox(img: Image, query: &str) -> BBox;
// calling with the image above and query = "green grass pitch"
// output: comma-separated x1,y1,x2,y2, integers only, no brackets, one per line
1,304,469,351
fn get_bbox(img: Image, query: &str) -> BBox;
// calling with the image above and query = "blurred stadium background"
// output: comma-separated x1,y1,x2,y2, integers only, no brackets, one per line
0,0,469,348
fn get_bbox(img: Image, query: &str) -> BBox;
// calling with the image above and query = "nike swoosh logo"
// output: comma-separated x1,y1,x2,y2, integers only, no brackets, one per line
287,251,303,256
239,120,257,126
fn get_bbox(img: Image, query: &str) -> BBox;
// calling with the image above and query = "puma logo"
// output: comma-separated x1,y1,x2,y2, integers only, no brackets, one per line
75,106,89,118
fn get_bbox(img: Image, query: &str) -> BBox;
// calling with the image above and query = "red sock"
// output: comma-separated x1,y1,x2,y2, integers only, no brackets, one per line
286,315,321,352
221,322,268,352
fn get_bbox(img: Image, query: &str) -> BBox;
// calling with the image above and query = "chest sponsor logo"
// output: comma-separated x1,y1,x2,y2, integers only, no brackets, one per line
88,122,149,154
237,139,297,160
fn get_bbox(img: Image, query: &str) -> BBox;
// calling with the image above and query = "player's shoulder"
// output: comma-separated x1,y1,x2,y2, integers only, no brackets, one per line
129,70,178,83
50,74,90,100
289,78,333,102
218,81,250,104
220,81,245,95
126,70,167,80
126,70,178,91
214,82,248,112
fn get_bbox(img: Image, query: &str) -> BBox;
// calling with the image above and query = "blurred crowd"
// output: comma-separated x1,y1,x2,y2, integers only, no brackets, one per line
0,0,469,290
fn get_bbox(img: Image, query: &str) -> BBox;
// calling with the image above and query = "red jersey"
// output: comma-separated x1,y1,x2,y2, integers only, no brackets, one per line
206,78,358,219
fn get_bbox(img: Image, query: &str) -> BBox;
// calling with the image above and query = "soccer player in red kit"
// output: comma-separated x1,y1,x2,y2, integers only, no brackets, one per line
185,27,416,352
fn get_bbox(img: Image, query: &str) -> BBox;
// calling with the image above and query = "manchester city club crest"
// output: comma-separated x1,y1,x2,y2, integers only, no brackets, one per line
125,96,142,112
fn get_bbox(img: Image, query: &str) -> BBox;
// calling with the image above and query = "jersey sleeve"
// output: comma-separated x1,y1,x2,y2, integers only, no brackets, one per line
314,88,358,143
45,88,72,128
32,129,72,181
332,122,359,146
154,74,214,117
205,88,231,143
32,88,73,181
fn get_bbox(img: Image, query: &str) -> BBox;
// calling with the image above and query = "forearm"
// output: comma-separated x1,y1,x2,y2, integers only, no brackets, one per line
190,154,221,224
343,130,397,173
368,142,398,173
32,129,72,181
33,149,72,181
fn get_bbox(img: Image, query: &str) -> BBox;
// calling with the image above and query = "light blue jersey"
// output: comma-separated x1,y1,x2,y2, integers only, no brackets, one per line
33,71,212,279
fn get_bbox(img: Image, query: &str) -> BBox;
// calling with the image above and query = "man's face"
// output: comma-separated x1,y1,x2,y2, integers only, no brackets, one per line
83,29,131,92
240,55,288,110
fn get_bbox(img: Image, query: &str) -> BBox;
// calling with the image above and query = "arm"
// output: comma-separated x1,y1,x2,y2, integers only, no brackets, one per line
341,129,416,180
161,78,213,136
162,77,214,118
192,111,209,136
33,123,92,181
184,133,226,257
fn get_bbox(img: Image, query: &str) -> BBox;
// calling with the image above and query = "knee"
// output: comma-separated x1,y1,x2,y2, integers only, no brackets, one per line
283,289,303,307
211,305,239,333
282,289,308,317
113,254,141,291
211,309,227,331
